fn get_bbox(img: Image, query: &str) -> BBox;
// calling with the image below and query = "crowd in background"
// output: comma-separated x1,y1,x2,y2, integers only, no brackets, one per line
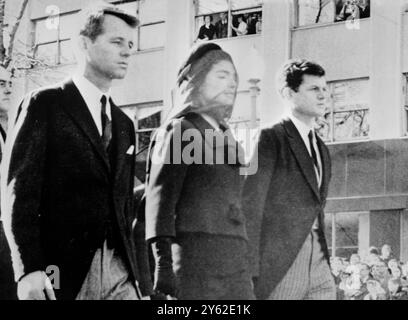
197,12,262,41
331,245,408,300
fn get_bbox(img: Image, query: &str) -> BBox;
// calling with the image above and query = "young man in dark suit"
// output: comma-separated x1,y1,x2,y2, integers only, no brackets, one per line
243,59,336,300
1,3,152,300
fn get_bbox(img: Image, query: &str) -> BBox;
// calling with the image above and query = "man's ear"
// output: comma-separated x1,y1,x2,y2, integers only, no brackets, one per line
78,35,89,52
281,87,293,101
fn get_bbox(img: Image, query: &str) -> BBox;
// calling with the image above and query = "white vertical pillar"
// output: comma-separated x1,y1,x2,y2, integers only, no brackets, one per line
258,0,291,125
162,0,194,122
369,0,403,139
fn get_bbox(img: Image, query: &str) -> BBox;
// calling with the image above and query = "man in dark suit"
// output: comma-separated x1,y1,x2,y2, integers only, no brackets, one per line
145,43,254,300
215,12,228,39
243,59,336,300
0,65,17,300
1,3,152,300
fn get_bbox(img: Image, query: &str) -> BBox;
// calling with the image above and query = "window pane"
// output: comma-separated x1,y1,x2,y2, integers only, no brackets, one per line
334,212,359,257
139,0,166,24
60,40,76,63
298,0,321,26
331,79,369,113
138,109,161,130
323,78,370,142
35,43,58,64
195,14,220,41
231,0,263,10
334,109,369,141
137,110,161,152
195,0,228,15
59,13,78,40
318,0,336,23
35,18,58,44
316,111,332,141
139,22,166,50
231,10,262,36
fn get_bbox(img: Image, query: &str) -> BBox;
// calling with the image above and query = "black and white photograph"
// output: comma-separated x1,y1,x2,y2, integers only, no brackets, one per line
0,0,407,308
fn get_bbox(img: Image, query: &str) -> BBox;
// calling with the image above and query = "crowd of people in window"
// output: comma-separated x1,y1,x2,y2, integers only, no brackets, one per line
331,244,408,300
197,12,262,41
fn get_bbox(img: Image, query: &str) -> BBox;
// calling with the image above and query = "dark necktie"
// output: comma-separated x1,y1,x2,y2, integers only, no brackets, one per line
100,95,112,152
308,130,321,183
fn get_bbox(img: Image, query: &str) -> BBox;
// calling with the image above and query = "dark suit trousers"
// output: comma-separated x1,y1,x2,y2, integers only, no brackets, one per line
0,221,17,300
268,229,336,300
177,269,255,300
173,233,255,300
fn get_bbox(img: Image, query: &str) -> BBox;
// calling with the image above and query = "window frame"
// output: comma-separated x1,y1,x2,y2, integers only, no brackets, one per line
114,0,166,51
293,0,371,29
317,77,370,144
120,101,163,153
33,11,79,65
194,0,263,41
325,211,363,258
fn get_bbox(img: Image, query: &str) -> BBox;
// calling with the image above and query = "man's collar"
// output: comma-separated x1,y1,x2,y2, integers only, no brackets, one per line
288,113,315,137
72,73,112,121
72,73,111,99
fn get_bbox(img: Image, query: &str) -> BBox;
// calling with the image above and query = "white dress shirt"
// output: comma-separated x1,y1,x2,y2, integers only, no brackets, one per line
72,74,112,136
288,114,322,188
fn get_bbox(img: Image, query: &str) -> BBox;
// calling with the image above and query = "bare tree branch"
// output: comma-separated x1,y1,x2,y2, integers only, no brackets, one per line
3,0,30,68
0,0,6,63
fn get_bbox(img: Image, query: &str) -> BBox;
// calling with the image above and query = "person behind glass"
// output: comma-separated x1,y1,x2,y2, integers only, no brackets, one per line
145,43,255,300
246,13,257,35
197,15,216,41
336,0,361,21
231,15,248,36
243,59,336,300
256,14,262,34
0,65,16,300
1,3,153,300
215,12,228,39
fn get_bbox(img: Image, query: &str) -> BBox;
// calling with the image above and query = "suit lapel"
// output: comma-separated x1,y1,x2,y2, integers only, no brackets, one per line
111,102,132,185
61,79,110,171
316,135,330,200
283,118,321,201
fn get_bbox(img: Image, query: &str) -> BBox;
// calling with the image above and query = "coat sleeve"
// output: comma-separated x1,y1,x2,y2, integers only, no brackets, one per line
242,128,277,278
1,91,49,281
145,119,189,241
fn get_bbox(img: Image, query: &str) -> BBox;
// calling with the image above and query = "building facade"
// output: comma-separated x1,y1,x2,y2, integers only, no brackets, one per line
4,0,408,261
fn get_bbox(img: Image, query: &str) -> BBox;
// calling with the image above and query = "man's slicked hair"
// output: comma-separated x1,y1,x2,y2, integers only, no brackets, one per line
276,59,326,95
78,2,138,41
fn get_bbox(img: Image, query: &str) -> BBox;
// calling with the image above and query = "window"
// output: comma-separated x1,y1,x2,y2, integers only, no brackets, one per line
325,212,361,258
34,13,77,65
115,0,166,51
316,78,369,142
121,102,161,184
121,102,162,153
194,0,263,41
296,0,370,27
